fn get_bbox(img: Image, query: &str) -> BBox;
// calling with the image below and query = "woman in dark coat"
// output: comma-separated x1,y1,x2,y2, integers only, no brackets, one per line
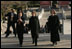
29,11,40,46
47,9,61,46
16,8,25,47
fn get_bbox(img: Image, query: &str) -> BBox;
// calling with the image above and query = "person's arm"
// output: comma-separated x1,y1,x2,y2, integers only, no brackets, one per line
56,15,61,33
38,17,40,32
56,15,60,28
47,16,51,33
29,18,31,30
5,12,10,17
21,15,25,24
4,13,10,20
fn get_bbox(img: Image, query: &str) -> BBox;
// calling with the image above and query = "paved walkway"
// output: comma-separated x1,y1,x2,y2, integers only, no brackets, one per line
1,33,71,48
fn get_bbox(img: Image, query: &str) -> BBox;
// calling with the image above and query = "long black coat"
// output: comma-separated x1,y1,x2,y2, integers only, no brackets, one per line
47,15,60,42
29,16,40,38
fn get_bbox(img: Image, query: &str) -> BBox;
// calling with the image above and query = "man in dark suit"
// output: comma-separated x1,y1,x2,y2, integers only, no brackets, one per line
5,9,17,38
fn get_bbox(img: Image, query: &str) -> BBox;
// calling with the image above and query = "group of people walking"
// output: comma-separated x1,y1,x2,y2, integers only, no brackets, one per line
4,8,61,47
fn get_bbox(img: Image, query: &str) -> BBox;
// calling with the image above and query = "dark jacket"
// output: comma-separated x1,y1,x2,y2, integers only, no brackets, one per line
5,12,17,23
29,16,40,38
16,14,25,33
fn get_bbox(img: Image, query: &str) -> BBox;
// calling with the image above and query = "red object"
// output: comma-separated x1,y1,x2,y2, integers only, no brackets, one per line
40,1,51,6
58,1,70,5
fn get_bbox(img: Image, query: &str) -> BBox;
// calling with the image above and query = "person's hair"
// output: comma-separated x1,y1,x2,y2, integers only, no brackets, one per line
11,9,16,12
32,10,36,16
11,9,15,12
11,9,13,10
17,8,23,17
50,9,56,14
17,8,23,13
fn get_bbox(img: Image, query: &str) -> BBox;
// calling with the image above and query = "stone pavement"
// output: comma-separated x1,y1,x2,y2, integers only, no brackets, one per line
1,33,71,48
64,19,71,34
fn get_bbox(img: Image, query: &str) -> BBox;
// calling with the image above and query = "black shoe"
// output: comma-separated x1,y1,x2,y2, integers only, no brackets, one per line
53,43,57,46
14,34,16,37
19,45,22,47
32,40,35,44
32,42,34,44
55,42,57,45
19,43,22,47
35,44,37,46
5,35,7,38
35,43,37,46
52,42,55,46
5,34,9,38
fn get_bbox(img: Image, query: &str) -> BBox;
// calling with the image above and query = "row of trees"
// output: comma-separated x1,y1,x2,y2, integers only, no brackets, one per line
1,1,40,20
1,1,27,20
27,1,40,7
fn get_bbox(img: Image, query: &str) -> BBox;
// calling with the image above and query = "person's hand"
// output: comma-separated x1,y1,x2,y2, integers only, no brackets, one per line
17,18,22,24
18,18,22,22
17,20,19,22
24,23,26,26
5,17,8,19
19,18,22,22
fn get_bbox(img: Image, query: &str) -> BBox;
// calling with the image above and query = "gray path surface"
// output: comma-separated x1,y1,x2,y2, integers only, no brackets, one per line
1,33,71,48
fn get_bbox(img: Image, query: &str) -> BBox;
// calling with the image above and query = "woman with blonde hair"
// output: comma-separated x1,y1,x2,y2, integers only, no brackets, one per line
47,9,61,46
29,11,40,46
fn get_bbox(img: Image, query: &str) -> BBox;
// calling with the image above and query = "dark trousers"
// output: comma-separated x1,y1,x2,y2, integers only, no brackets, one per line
18,33,23,46
32,37,37,46
5,22,16,37
17,24,24,46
